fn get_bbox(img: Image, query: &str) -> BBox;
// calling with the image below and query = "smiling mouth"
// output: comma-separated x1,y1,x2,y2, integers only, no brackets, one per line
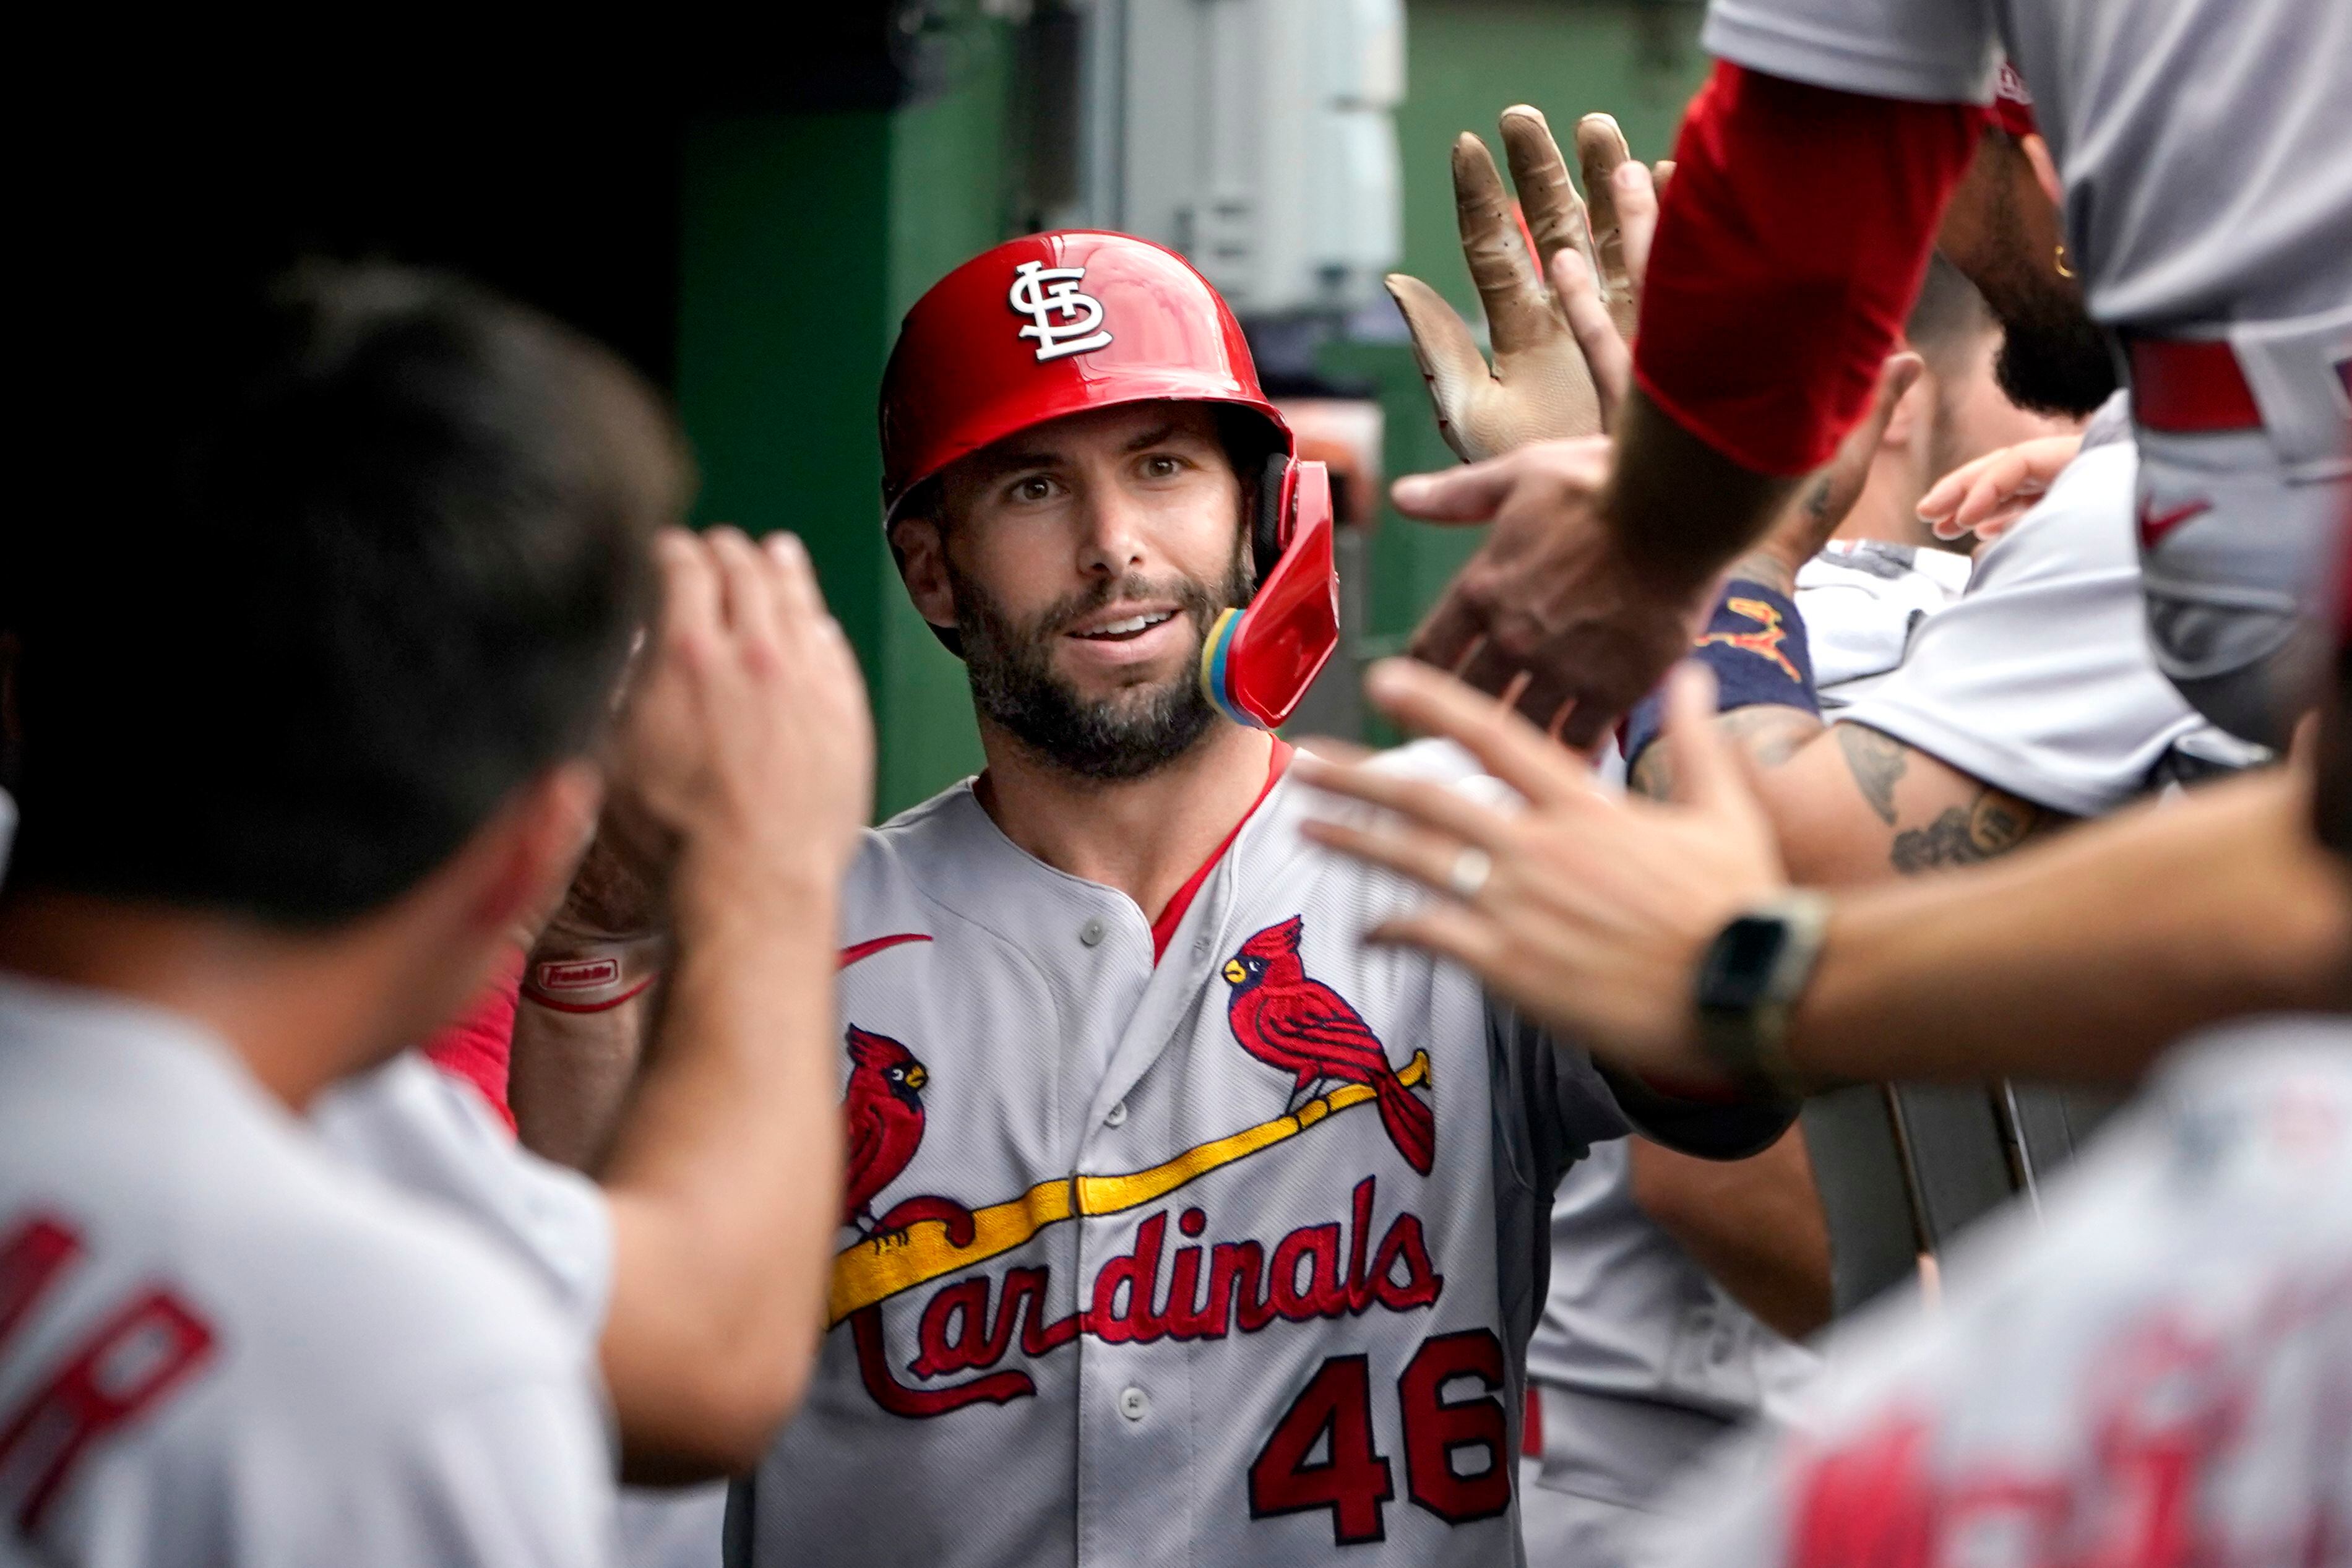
1071,610,1178,643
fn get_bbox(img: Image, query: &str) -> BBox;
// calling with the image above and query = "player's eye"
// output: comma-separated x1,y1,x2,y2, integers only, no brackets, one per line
1007,475,1057,503
1139,453,1186,480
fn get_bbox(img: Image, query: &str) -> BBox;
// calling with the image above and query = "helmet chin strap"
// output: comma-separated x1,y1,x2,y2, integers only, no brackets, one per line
1200,460,1340,730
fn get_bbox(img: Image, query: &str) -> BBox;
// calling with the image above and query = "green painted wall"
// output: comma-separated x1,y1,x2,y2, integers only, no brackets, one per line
675,25,1015,819
1338,0,1712,710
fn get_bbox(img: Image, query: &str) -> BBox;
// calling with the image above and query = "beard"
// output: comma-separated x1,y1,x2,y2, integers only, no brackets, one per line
1991,292,2118,418
952,541,1253,782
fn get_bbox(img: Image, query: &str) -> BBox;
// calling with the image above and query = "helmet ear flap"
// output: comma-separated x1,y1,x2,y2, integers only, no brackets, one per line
1250,453,1294,595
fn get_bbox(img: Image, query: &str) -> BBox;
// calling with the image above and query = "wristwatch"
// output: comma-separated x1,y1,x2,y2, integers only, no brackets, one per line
1692,890,1832,1096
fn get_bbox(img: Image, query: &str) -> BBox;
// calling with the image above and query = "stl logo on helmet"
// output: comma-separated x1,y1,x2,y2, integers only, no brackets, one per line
1008,261,1114,361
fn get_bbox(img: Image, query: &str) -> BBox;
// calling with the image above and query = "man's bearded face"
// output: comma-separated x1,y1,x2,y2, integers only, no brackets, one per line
952,539,1252,781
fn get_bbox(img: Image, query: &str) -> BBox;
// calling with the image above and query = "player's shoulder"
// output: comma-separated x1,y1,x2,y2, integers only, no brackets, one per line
0,986,583,1414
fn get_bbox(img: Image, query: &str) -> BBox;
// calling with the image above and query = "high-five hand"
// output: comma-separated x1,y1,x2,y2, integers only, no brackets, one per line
1384,107,1661,460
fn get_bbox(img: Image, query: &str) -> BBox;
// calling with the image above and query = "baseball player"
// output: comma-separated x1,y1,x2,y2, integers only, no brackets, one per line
1399,0,2351,757
0,264,668,1566
699,231,1793,1568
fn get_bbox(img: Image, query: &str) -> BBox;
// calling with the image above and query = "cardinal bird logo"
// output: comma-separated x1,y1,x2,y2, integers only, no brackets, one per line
1221,916,1436,1176
842,1026,930,1235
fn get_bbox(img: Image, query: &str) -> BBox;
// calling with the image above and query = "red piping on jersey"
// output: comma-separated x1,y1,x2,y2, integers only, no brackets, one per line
1150,739,1294,962
840,933,934,970
1635,62,1981,476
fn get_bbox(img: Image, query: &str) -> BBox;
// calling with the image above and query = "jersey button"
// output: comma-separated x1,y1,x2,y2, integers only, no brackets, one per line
1118,1386,1150,1422
1079,918,1106,947
1105,1101,1129,1128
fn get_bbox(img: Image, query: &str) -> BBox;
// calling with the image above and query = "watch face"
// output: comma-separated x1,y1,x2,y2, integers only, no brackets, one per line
1703,914,1789,1010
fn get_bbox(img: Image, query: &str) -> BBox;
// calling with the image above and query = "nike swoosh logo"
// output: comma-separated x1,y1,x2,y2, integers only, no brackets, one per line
2138,497,2212,551
840,933,931,970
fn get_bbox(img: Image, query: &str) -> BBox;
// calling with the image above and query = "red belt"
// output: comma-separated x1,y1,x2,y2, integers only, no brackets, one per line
2127,335,2264,434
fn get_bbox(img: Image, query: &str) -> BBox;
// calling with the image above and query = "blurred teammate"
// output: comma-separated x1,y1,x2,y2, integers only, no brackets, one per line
0,264,670,1566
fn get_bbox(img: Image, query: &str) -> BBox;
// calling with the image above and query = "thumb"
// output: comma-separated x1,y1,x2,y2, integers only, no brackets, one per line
1658,663,1751,815
1387,272,1496,463
1392,453,1519,524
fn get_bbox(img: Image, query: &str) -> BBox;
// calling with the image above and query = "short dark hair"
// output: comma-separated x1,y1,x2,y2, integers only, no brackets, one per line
1905,251,1996,376
6,262,682,926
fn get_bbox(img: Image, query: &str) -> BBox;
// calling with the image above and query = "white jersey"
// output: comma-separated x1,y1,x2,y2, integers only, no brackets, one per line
0,975,618,1568
314,1053,731,1568
1798,540,1973,710
735,741,1791,1568
1643,1015,2352,1567
1697,0,2352,332
1840,396,2263,815
312,1052,613,1345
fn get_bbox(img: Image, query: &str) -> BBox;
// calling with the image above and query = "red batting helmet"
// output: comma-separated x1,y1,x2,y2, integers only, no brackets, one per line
878,231,1338,730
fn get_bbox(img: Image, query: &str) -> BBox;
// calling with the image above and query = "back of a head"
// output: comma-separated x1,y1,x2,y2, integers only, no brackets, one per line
1903,252,1995,382
6,262,683,926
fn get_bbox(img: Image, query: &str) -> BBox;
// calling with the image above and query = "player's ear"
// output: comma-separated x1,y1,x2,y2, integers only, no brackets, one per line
890,514,958,632
1880,356,1927,449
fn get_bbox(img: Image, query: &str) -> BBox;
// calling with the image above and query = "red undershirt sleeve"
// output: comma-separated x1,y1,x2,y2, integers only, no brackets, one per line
1633,61,1986,476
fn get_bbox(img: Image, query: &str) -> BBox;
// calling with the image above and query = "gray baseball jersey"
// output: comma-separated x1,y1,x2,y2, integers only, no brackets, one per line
1697,0,2352,331
1840,395,2264,815
733,739,1791,1568
0,975,618,1567
1518,1142,1819,1568
1642,1015,2352,1567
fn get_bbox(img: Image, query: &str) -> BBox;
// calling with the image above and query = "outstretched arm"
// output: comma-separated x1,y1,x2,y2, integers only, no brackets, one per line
1299,659,2351,1090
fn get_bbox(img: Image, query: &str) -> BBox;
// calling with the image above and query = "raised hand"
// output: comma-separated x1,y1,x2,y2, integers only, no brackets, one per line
1384,107,1662,460
613,528,874,915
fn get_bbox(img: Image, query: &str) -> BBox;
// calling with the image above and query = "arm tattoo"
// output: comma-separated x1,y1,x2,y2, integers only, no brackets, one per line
1889,790,2042,874
1834,724,1909,825
1629,707,1822,801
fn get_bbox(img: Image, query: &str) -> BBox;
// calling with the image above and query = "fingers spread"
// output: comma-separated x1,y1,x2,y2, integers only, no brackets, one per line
1498,106,1592,282
1386,273,1495,461
1574,114,1634,277
1452,132,1556,355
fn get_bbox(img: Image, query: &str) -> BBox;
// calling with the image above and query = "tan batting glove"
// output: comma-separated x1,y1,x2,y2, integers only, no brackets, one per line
1385,108,1645,462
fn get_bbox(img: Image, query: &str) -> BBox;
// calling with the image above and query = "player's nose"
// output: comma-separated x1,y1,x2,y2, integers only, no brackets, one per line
1074,478,1151,577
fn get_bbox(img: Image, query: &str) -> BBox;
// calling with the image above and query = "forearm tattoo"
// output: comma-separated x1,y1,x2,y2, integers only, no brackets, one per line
1889,790,2041,874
